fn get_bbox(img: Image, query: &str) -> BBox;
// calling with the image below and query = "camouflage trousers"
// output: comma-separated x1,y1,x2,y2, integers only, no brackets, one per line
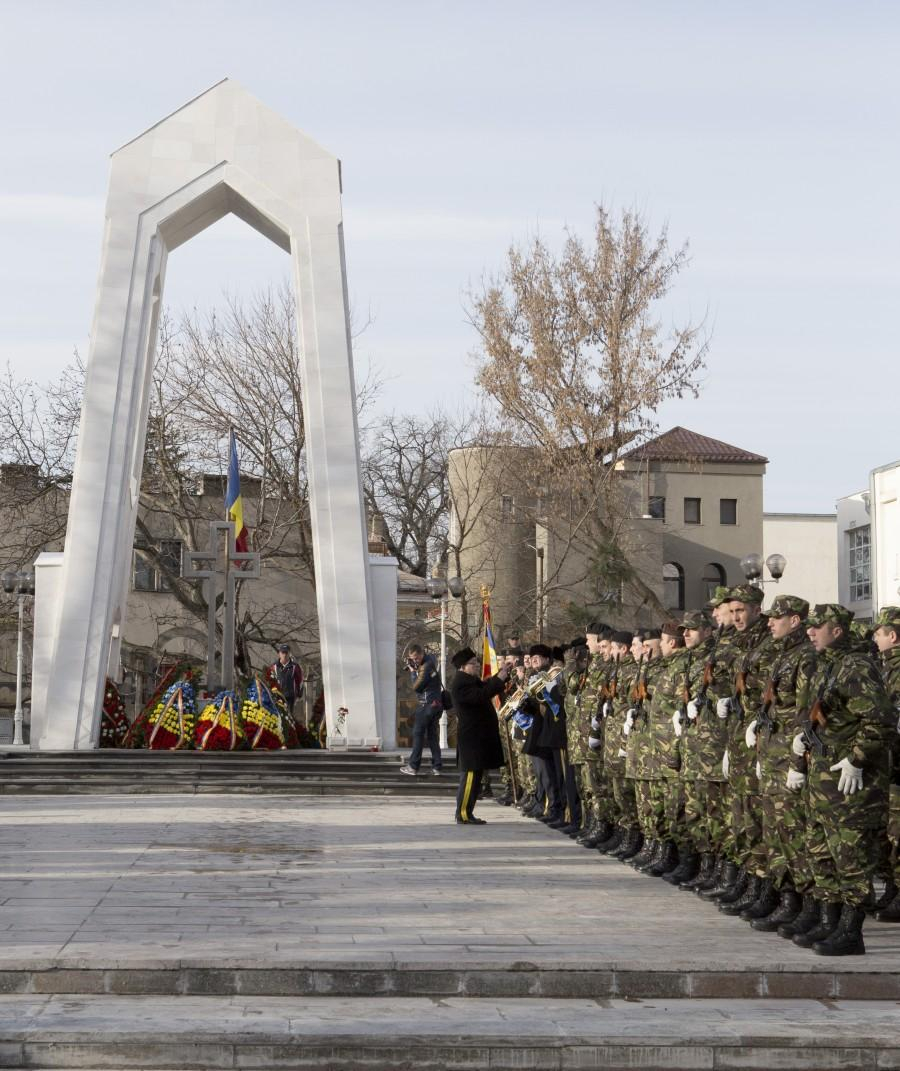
659,778,690,850
683,779,728,855
515,747,536,796
887,784,900,883
583,760,616,823
759,780,814,891
728,790,763,871
610,772,637,830
633,779,665,840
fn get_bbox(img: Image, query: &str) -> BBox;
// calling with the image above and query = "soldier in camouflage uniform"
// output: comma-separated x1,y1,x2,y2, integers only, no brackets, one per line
743,594,818,932
602,631,642,859
562,640,591,836
624,630,664,870
578,623,615,848
788,604,893,956
713,585,777,918
873,607,900,922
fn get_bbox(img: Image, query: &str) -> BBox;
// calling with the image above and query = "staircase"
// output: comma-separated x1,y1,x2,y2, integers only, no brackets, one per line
0,748,459,795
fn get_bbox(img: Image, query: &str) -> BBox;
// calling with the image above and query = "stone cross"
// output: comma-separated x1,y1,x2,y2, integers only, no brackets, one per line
182,521,261,692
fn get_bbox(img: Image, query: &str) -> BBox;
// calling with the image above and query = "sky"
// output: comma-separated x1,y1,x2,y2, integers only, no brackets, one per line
0,0,897,513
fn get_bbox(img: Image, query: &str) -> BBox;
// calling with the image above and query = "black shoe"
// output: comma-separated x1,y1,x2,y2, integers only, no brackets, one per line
646,841,679,878
698,861,740,901
813,903,866,956
525,803,545,818
495,791,513,807
468,816,487,825
629,839,658,871
596,827,623,854
778,894,820,939
752,887,801,932
793,901,842,948
740,877,779,920
874,880,899,914
540,809,564,825
680,852,716,892
582,820,612,848
547,818,569,830
720,873,761,915
517,793,535,811
710,866,749,905
613,828,643,861
875,891,900,922
663,850,700,886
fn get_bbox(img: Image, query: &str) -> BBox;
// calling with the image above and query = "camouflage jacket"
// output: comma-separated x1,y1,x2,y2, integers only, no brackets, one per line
624,655,666,780
755,626,817,791
602,655,637,773
800,636,893,823
727,615,776,786
680,637,729,782
641,649,691,781
880,646,900,784
579,652,608,765
564,664,592,763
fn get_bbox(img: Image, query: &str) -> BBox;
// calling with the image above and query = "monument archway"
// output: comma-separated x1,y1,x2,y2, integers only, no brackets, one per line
30,79,389,749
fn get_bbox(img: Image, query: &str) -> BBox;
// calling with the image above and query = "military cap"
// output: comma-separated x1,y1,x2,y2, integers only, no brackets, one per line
451,646,478,669
806,603,855,630
708,585,732,608
529,642,553,659
567,636,587,650
768,594,809,620
610,630,633,647
659,621,683,638
682,610,713,630
727,584,765,606
875,607,900,632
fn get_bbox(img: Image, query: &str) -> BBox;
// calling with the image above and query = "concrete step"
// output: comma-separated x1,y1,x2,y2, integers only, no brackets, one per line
4,994,900,1069
0,778,458,795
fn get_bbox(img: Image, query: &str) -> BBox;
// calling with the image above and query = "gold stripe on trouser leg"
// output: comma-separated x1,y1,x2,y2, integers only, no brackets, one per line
460,771,476,821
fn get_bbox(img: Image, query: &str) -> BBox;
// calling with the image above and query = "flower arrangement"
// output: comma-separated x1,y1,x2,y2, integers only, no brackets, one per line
123,662,195,748
99,679,130,748
241,677,297,750
147,678,196,750
195,690,246,751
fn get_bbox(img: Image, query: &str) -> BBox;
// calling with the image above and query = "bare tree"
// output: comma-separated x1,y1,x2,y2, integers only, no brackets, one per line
468,204,708,623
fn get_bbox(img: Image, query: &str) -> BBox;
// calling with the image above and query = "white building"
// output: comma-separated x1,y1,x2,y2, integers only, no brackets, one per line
869,460,900,613
836,491,872,621
762,513,838,610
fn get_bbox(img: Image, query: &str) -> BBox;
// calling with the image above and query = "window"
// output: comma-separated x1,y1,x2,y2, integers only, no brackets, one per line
702,563,726,602
501,495,513,521
720,498,737,525
132,540,183,593
663,562,685,611
684,497,701,525
648,495,666,521
848,526,871,603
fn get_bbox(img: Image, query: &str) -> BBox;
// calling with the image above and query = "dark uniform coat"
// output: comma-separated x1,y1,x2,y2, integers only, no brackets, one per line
450,669,505,771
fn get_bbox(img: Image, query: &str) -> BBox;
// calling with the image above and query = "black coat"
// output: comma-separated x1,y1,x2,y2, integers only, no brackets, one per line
450,669,506,771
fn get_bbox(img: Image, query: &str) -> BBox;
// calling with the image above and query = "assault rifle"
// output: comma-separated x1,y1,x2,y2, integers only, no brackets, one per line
732,664,748,721
678,649,694,731
800,675,831,757
695,626,724,713
631,653,649,725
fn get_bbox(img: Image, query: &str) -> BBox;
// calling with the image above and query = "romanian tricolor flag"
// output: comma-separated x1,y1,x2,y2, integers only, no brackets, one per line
225,429,249,554
481,591,499,680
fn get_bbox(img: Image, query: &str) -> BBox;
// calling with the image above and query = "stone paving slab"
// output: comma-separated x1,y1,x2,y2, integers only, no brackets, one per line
1,994,900,1069
3,794,900,993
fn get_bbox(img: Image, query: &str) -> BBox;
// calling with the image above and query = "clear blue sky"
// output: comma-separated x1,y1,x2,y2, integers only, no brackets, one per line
1,0,897,512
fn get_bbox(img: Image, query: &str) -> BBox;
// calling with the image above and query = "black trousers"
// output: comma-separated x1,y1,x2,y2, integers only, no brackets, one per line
531,753,563,815
456,769,483,821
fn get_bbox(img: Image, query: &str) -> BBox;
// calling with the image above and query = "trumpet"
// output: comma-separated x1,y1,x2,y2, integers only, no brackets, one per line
499,666,563,718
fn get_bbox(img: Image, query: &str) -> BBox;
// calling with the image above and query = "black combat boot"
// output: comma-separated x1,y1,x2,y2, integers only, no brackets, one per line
873,880,898,914
812,903,866,956
793,900,842,948
680,852,716,892
495,788,513,806
751,887,801,931
629,838,658,871
694,856,737,899
740,877,779,921
875,891,900,922
613,828,643,861
542,809,566,827
596,826,623,854
646,840,679,877
778,894,820,939
582,820,611,848
720,874,762,915
576,815,598,844
663,849,700,886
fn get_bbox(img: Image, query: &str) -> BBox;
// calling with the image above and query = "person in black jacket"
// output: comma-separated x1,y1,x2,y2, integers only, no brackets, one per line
449,647,509,824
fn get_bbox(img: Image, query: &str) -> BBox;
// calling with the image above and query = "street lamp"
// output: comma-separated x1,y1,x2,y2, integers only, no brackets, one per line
2,568,35,746
426,574,464,749
740,553,787,588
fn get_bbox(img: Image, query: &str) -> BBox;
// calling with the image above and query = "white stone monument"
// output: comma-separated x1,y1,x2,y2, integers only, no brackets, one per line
31,79,389,749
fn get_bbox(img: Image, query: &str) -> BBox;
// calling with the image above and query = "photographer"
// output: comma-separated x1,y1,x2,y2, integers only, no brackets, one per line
399,645,444,776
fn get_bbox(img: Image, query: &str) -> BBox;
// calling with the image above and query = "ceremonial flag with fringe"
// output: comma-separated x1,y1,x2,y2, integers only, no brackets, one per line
225,429,249,553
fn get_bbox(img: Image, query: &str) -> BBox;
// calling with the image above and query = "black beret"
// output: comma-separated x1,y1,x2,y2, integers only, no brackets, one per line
585,621,607,635
451,646,478,669
529,643,553,659
642,628,662,640
610,630,633,646
567,636,587,649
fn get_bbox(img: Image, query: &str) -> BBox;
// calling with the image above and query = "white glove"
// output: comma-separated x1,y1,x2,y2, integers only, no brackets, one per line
602,700,612,717
791,732,808,757
617,747,627,758
755,760,761,779
722,750,730,777
672,710,683,738
786,769,806,792
590,715,601,731
830,757,864,795
686,700,700,721
716,698,731,719
588,735,602,751
623,709,636,735
744,719,758,748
